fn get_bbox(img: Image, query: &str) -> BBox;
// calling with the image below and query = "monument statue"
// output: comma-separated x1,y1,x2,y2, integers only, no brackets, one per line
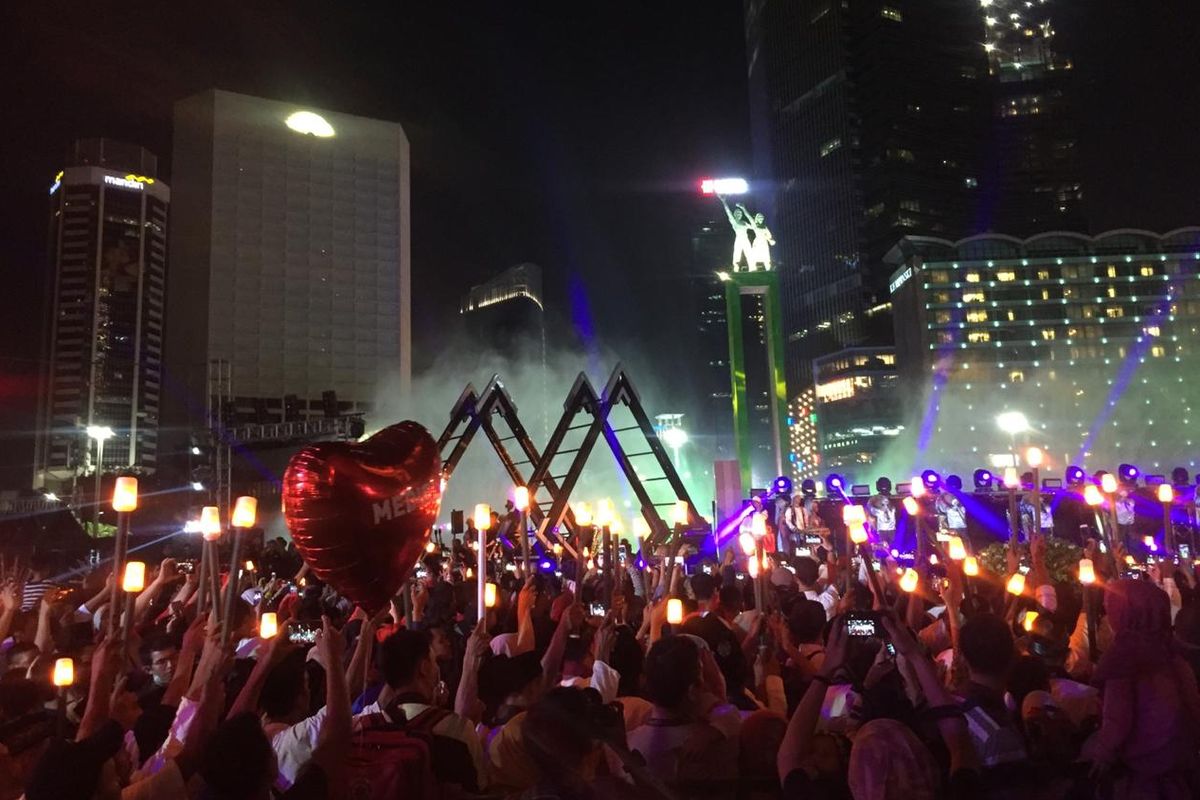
718,195,774,272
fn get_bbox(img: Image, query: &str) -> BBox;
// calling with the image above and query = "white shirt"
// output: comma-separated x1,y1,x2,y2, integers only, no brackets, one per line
560,659,621,704
803,585,840,619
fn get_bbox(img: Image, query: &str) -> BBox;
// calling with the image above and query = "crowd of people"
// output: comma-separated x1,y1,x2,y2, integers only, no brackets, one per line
0,499,1198,799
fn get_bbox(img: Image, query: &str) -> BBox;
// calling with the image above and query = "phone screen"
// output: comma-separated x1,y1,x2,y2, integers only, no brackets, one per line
589,602,606,617
845,616,877,637
288,623,320,645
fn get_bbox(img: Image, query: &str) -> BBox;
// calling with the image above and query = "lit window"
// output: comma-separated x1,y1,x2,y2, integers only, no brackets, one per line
1042,329,1056,340
899,199,921,212
1037,270,1051,280
963,291,986,303
1151,345,1166,358
966,310,988,323
1140,265,1155,277
1106,265,1117,278
968,331,991,343
964,176,978,188
881,7,902,22
820,137,843,157
889,148,915,163
1010,370,1025,382
1106,286,1117,299
996,270,1016,282
1106,307,1124,318
935,311,952,324
1144,325,1161,337
965,272,981,283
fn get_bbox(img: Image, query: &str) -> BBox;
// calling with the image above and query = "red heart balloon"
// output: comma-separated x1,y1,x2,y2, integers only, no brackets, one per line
283,421,443,613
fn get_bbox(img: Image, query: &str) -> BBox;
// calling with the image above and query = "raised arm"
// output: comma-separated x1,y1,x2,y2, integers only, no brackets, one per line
779,620,847,782
309,617,351,783
454,618,490,723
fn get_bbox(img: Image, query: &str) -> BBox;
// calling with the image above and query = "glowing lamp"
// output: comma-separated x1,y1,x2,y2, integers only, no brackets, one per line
1006,573,1026,596
484,582,498,608
200,506,221,540
902,497,919,515
285,111,335,137
964,556,980,577
1078,558,1095,584
574,503,593,527
1125,554,1136,566
112,477,138,512
672,500,689,527
1023,611,1039,632
552,543,564,557
513,486,530,512
910,477,926,498
739,532,757,556
761,552,771,572
52,658,74,688
122,561,146,593
1003,467,1020,489
748,557,760,579
842,504,866,525
899,568,919,593
849,523,868,545
996,411,1029,435
231,496,257,528
596,499,615,528
750,511,767,538
1026,447,1044,468
609,515,624,535
948,536,967,561
1084,485,1103,506
929,554,939,565
699,177,749,195
666,598,684,625
1101,474,1118,494
1158,484,1175,503
465,566,474,579
245,560,255,572
1143,535,1157,551
632,516,651,541
425,541,436,553
259,612,278,639
474,503,492,531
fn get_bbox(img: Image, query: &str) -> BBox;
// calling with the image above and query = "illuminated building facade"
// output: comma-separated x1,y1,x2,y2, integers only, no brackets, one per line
887,229,1200,473
166,90,410,438
460,263,544,366
979,0,1086,234
743,0,986,387
33,140,169,490
812,347,901,473
787,387,819,481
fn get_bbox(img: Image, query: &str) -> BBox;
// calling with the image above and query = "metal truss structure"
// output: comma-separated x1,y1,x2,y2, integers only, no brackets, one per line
437,365,707,555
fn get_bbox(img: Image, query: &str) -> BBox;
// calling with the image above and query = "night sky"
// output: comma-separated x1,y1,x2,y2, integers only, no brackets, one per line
0,0,1197,489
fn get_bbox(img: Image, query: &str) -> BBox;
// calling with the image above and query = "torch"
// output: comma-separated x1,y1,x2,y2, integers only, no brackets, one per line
474,504,491,623
222,496,257,642
107,477,138,637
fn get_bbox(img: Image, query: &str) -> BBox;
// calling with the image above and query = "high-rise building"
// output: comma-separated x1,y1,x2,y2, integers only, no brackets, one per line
460,262,544,356
979,0,1086,234
33,139,169,490
887,228,1200,473
812,346,901,475
744,0,987,387
165,90,411,445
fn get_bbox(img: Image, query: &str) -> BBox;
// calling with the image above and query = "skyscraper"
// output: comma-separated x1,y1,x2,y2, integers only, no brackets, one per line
979,0,1086,234
33,139,168,491
165,90,411,445
744,0,987,387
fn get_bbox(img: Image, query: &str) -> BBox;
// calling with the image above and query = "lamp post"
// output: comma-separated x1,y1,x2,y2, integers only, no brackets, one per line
198,506,222,615
474,504,491,624
107,477,137,637
222,496,257,642
996,411,1029,468
1158,483,1175,554
513,486,531,574
1003,467,1021,546
1101,473,1121,550
1026,447,1044,539
85,426,114,538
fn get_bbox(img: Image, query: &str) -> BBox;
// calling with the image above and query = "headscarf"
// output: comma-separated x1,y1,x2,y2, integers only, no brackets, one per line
1093,578,1173,683
847,718,939,800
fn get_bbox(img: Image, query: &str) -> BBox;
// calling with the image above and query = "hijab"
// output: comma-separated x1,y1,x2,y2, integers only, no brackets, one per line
1093,578,1173,683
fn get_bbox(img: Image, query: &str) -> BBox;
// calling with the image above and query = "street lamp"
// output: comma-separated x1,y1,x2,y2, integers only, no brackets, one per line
85,425,114,537
656,413,688,469
996,411,1029,467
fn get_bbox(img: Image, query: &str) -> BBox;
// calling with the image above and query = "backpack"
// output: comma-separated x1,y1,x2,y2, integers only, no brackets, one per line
347,703,451,800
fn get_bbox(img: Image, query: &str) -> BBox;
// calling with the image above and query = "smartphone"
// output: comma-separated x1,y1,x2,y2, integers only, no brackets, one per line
288,621,321,645
589,602,606,617
796,546,812,557
805,534,823,545
1180,543,1192,560
701,564,713,574
619,543,629,558
176,560,197,575
844,611,879,638
415,567,428,579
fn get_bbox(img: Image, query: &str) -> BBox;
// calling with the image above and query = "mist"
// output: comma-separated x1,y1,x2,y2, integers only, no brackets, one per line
368,330,718,530
868,347,1200,485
